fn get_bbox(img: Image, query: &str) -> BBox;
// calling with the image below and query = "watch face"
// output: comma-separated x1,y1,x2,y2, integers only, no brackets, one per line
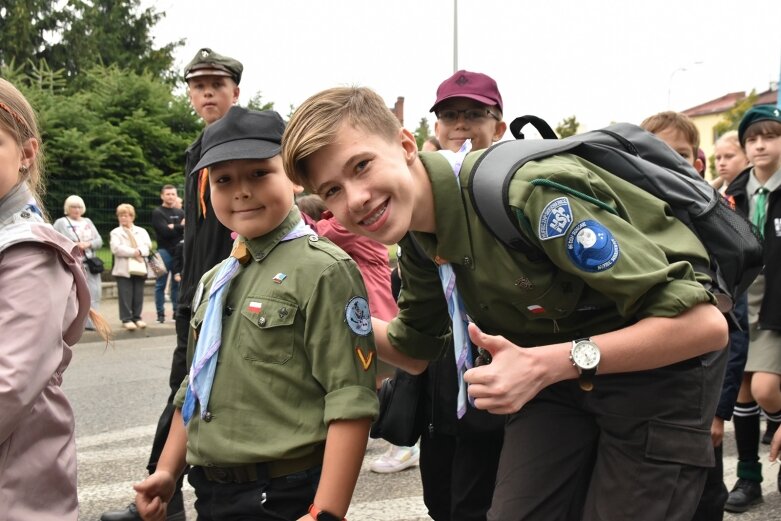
572,340,600,370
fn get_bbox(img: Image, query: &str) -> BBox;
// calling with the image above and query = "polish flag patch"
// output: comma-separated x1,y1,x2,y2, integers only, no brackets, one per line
247,301,262,313
527,304,546,314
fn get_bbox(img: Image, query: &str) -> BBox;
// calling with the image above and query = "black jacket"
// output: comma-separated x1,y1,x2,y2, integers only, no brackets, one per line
726,168,781,330
179,133,235,309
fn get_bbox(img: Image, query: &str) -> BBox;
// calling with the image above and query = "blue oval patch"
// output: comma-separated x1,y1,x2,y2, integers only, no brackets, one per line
566,220,620,272
345,296,372,336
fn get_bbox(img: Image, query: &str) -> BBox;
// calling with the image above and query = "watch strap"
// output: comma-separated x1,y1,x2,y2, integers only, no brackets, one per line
308,504,346,521
572,337,596,392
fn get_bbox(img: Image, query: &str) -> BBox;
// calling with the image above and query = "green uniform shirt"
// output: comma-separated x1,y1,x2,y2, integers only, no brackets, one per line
174,207,379,466
389,151,716,357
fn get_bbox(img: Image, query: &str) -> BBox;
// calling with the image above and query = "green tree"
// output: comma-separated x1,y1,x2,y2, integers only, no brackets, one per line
2,0,181,83
245,92,275,111
414,117,432,149
0,0,65,72
10,64,202,233
555,115,580,138
713,90,758,137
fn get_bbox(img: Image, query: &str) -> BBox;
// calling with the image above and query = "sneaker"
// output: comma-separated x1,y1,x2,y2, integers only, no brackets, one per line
762,419,780,445
135,320,147,329
369,444,420,474
157,313,165,324
724,478,763,513
122,321,137,331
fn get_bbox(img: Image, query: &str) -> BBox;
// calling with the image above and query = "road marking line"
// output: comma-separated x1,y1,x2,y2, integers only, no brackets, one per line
77,424,157,448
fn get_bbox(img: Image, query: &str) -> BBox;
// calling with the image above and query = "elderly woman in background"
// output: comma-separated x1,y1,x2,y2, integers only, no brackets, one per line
53,195,104,330
110,203,151,331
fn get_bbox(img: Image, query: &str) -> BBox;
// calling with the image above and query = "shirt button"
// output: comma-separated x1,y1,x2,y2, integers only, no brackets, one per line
20,211,30,219
463,256,472,267
202,411,213,422
258,316,267,327
224,306,233,316
309,235,319,242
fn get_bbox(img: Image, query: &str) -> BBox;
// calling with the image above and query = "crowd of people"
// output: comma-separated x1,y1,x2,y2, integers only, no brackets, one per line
1,44,781,521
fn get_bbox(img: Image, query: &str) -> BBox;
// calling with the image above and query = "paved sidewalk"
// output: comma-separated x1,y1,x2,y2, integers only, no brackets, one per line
80,280,177,344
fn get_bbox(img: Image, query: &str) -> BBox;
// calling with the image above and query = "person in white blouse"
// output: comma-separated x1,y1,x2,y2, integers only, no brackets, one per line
53,195,103,330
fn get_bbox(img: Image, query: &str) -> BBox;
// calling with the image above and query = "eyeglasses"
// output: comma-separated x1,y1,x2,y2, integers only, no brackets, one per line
436,108,500,123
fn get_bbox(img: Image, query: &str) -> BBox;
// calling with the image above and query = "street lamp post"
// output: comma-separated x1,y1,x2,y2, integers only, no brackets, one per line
453,0,458,72
668,61,704,109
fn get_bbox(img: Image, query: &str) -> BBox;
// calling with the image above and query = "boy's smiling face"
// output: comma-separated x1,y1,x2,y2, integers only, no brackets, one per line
305,123,421,245
434,98,506,152
209,155,295,239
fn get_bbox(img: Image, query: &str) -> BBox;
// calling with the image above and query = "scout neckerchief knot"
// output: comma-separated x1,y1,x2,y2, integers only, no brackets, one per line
437,140,474,419
182,219,316,424
752,186,769,239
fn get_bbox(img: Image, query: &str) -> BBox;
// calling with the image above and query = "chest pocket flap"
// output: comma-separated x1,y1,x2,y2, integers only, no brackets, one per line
238,296,298,365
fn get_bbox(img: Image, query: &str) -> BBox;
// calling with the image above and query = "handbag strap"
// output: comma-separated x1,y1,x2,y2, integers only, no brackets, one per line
65,217,81,242
124,226,139,249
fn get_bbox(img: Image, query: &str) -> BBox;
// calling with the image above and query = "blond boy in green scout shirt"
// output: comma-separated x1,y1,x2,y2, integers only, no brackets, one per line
134,106,378,521
281,87,730,521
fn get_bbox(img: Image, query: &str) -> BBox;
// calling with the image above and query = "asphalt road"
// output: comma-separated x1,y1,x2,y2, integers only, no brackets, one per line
66,333,781,521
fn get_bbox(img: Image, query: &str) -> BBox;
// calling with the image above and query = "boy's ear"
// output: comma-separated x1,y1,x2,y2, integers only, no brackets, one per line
493,120,507,143
400,128,418,164
694,156,705,176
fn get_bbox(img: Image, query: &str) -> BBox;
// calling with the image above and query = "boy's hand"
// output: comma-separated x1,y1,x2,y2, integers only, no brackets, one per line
711,417,724,447
463,323,551,414
770,424,781,462
133,471,176,521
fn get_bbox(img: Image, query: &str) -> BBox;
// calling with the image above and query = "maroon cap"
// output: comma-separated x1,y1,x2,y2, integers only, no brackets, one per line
430,70,503,113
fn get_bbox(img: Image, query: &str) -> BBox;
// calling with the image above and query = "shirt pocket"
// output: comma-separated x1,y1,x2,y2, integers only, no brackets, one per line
238,296,298,365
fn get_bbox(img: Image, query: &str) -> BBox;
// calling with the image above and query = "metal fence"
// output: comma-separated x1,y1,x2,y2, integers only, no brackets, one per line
46,179,184,269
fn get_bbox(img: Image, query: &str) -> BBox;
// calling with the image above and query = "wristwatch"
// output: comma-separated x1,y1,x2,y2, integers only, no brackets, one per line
570,338,601,392
309,504,345,521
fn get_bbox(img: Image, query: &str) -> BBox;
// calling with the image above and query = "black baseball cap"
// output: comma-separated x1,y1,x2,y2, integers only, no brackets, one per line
191,107,285,174
183,48,243,85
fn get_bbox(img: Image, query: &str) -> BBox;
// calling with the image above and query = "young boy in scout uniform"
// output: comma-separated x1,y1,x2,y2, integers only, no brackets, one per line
102,48,244,521
281,86,730,521
133,106,378,521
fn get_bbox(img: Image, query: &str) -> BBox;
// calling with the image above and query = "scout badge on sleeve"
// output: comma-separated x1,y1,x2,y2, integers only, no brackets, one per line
566,219,620,272
539,197,573,240
355,346,374,370
345,296,372,336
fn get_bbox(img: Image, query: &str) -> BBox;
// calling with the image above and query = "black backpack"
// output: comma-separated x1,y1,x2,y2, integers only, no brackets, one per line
468,115,763,312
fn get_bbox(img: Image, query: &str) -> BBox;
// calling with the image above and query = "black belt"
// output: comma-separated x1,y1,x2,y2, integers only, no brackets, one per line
200,445,324,484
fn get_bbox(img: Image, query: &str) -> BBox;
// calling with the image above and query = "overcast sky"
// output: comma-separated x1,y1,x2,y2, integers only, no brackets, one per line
147,0,781,141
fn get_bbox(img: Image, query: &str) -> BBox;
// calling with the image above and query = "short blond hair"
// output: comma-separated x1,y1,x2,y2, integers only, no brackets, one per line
116,203,136,219
63,194,86,215
282,86,401,191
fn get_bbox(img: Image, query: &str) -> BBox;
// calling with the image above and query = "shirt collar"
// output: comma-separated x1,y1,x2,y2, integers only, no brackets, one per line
243,206,303,262
748,166,781,195
413,152,474,266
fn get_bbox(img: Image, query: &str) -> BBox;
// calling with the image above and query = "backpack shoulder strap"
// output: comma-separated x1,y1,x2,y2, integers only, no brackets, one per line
468,138,581,253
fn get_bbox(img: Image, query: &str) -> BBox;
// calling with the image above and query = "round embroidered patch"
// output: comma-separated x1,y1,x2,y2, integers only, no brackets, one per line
566,219,620,272
345,296,372,336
